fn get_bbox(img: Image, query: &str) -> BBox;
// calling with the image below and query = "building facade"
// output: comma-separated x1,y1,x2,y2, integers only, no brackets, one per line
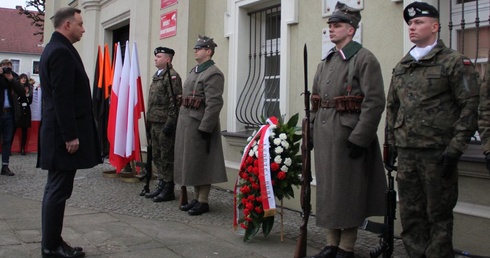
44,0,489,254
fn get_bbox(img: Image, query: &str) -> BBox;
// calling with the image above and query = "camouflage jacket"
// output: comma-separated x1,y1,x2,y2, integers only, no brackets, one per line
147,67,182,129
478,51,490,154
386,40,480,157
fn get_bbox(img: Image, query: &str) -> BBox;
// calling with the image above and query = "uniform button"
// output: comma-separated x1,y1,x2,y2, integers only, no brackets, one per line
322,120,326,124
327,81,330,84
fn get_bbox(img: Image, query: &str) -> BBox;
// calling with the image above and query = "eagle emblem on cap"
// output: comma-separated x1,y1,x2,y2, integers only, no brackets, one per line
408,7,416,17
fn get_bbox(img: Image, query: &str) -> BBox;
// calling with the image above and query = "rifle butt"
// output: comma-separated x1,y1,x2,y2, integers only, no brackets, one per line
293,231,307,258
179,186,188,206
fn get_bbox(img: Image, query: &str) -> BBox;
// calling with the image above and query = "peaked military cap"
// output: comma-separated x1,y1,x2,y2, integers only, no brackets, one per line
154,47,175,56
194,35,217,50
328,1,361,28
403,1,439,24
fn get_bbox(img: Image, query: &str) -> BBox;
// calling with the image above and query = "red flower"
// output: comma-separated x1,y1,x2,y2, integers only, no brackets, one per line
254,159,259,167
246,156,254,164
277,171,286,180
254,206,263,214
252,167,259,175
241,223,248,229
247,165,253,173
255,197,262,202
247,195,256,201
241,185,251,194
252,183,260,190
246,202,254,211
271,163,280,171
244,208,250,216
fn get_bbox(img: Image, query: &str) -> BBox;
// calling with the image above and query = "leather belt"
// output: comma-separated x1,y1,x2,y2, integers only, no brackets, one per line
320,100,336,108
2,107,11,113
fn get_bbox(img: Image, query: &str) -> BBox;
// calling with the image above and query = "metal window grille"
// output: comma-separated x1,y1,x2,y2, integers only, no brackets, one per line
235,4,281,128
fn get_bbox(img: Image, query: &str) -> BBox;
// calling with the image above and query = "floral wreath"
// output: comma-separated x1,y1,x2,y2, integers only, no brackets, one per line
233,114,302,241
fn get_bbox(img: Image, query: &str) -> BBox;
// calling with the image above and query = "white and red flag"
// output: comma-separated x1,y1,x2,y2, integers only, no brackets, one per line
107,41,144,173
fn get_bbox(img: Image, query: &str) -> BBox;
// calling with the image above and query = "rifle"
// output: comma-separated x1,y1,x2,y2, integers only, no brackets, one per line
164,63,188,207
137,122,153,196
294,44,312,258
360,129,396,258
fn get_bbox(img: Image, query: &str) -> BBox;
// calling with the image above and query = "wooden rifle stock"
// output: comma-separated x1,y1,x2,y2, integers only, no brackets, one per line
294,44,312,258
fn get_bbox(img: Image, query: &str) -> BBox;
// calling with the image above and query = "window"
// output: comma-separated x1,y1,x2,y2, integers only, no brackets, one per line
11,59,20,74
33,61,40,75
235,5,281,128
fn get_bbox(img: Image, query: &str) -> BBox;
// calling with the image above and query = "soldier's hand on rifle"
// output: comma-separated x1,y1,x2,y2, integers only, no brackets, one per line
347,141,365,159
384,146,397,172
438,151,459,179
199,130,212,154
485,153,490,174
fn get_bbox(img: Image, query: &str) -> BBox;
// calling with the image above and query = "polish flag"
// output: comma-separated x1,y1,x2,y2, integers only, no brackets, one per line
126,42,143,168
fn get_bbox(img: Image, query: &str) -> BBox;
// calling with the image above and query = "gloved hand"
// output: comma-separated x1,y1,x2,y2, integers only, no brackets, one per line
347,141,365,159
163,124,174,137
438,151,459,179
384,145,397,172
199,130,211,154
485,153,490,174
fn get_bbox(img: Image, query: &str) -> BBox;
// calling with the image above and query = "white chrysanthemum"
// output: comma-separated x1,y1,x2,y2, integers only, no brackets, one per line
284,157,292,166
279,133,287,140
273,138,282,145
253,145,258,153
275,146,284,154
249,149,254,157
247,136,253,142
274,155,282,164
269,124,277,130
281,140,290,149
281,165,289,172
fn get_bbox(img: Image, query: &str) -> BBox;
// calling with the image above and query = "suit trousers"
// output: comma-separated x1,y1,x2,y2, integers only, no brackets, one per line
41,169,77,249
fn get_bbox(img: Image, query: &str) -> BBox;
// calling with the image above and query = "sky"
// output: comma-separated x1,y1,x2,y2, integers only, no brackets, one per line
0,0,36,10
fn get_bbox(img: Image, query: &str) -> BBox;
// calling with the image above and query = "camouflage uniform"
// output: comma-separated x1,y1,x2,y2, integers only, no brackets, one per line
478,51,490,158
386,39,480,257
147,68,182,182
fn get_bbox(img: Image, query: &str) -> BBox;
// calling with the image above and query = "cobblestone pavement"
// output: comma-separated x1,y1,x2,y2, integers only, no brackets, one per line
0,153,411,257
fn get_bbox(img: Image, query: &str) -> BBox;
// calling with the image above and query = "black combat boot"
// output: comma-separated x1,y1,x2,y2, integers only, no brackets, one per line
310,245,338,258
145,180,165,198
153,181,175,202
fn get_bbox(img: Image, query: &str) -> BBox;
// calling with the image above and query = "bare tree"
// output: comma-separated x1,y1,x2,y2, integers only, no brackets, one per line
16,0,45,42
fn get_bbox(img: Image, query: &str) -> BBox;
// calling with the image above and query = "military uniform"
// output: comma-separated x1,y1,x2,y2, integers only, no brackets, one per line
174,35,227,216
386,3,480,257
309,2,386,258
145,47,182,202
478,51,490,171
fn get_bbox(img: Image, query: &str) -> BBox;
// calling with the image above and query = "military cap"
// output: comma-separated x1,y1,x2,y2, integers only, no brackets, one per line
154,47,175,56
194,35,217,50
328,1,361,28
403,2,439,24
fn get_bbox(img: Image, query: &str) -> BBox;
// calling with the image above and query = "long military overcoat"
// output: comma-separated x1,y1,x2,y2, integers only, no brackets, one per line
174,60,227,186
37,31,101,170
311,41,386,229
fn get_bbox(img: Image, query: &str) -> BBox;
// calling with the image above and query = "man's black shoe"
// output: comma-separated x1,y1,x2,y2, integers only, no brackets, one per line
42,244,85,258
336,248,354,258
310,245,338,258
1,166,14,176
180,199,198,211
62,240,83,252
188,202,209,216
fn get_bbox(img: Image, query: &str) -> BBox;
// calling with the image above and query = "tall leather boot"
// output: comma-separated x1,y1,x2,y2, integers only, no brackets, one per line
145,180,165,198
153,181,175,202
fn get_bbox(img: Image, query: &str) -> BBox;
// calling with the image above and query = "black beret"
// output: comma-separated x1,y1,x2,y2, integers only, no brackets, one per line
154,47,175,56
328,1,361,28
194,35,217,50
404,2,439,24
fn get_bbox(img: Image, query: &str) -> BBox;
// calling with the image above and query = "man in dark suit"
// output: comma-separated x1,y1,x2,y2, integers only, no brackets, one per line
38,7,101,258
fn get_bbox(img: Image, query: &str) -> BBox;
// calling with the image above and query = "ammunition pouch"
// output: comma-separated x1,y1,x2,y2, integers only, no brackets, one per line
311,94,363,113
333,95,363,113
182,96,204,109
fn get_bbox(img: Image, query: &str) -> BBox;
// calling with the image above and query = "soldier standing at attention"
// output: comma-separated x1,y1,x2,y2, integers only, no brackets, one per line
309,2,386,258
174,35,227,216
386,2,480,257
145,47,182,203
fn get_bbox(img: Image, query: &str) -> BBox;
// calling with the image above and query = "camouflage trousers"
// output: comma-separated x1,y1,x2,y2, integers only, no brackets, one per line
150,123,175,182
397,148,458,258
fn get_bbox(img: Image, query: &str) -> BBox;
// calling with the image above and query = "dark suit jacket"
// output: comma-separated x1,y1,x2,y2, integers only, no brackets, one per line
38,31,101,170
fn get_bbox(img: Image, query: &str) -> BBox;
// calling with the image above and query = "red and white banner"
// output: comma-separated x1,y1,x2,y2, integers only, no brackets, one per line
160,10,177,39
161,0,178,9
